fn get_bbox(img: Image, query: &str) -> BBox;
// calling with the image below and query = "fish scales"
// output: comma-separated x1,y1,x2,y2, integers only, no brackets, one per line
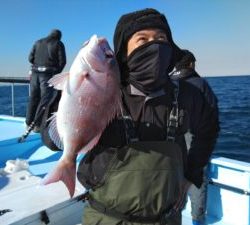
41,35,121,197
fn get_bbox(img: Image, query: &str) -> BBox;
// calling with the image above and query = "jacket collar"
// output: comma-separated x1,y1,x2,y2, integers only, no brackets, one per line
128,84,166,101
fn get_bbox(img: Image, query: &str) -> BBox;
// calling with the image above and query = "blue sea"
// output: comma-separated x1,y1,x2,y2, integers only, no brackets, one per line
0,75,250,162
207,75,250,162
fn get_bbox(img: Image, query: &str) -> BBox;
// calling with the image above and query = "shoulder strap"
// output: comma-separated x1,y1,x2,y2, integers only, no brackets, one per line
121,84,180,143
166,80,179,142
120,103,138,144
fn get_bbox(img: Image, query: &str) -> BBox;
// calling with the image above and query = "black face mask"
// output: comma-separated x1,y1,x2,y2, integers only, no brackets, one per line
127,41,173,94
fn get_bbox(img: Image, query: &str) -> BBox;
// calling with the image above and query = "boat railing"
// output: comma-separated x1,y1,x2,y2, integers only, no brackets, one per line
0,77,30,117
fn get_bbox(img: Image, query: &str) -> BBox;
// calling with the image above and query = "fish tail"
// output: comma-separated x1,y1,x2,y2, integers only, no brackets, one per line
41,160,76,198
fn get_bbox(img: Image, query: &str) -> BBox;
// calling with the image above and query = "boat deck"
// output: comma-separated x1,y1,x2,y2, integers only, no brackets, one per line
0,115,85,225
0,115,249,225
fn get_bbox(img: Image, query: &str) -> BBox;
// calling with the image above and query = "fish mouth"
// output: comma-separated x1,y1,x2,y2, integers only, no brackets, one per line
98,37,114,59
105,49,114,58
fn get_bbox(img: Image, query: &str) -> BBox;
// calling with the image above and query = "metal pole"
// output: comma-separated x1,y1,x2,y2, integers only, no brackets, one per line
11,83,15,116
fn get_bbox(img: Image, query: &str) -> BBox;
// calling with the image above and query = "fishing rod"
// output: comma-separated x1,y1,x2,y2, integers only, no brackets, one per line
18,90,61,143
17,106,45,143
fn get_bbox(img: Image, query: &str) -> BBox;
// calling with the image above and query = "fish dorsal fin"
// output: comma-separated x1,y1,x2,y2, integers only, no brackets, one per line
48,72,69,90
48,113,64,150
80,132,102,153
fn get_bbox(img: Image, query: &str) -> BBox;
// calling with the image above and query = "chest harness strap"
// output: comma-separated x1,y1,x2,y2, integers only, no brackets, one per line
167,80,179,142
121,82,180,144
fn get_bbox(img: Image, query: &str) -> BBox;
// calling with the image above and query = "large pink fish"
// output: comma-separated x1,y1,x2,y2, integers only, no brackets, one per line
41,35,121,197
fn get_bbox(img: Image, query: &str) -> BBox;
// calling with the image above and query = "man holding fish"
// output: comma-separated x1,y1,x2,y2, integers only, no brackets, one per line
42,8,219,225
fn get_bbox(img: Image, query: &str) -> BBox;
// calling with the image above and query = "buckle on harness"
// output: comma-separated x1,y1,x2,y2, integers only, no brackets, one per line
166,81,180,142
167,107,179,142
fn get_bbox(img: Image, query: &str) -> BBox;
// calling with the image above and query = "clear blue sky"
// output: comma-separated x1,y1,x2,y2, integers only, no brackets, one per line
0,0,249,77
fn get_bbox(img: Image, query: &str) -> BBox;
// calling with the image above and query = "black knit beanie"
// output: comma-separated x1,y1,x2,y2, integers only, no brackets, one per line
113,8,183,82
175,50,196,70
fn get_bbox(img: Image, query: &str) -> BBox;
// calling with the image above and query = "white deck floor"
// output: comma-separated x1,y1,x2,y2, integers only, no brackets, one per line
1,115,249,225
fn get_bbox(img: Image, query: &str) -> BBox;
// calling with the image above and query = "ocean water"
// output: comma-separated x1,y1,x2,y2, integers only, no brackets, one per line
0,84,29,117
206,75,250,162
0,75,249,162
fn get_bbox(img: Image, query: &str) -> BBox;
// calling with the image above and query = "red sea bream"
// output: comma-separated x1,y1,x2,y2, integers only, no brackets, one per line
41,35,121,197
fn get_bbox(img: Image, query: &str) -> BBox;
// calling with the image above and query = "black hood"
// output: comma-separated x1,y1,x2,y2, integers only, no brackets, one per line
113,8,183,84
48,29,62,40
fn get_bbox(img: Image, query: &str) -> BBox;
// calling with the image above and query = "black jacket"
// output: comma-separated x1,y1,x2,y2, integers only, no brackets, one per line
29,36,66,74
77,79,219,188
170,68,220,182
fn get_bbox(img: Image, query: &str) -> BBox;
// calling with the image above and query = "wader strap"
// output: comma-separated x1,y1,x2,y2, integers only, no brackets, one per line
87,195,172,224
167,80,179,142
120,102,138,143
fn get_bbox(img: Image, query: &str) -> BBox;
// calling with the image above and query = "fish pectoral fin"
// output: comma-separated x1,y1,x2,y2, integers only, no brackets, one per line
48,72,70,90
41,160,76,198
48,114,64,150
80,132,103,153
66,71,89,95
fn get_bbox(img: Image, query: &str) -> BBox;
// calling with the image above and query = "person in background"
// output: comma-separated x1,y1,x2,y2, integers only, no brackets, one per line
25,29,66,132
72,8,219,225
170,49,220,225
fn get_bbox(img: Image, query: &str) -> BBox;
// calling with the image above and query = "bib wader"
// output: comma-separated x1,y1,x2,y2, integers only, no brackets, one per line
82,140,183,225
